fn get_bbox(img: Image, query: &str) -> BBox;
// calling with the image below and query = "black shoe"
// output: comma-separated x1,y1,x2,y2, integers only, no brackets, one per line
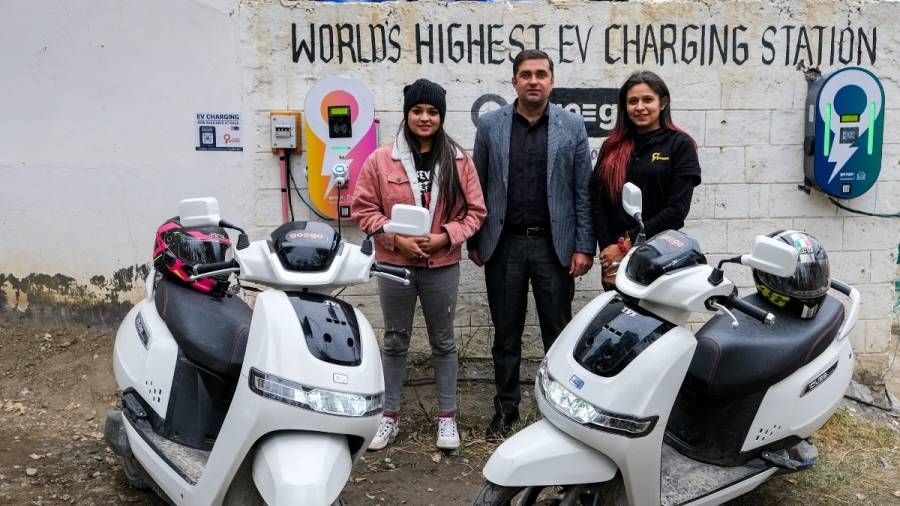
485,411,519,441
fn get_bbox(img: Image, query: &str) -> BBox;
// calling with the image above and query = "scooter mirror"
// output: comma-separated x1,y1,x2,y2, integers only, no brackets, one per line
384,204,430,236
622,183,643,219
178,197,221,227
741,236,799,277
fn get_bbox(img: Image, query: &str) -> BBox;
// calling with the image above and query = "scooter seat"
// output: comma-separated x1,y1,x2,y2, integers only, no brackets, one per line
689,293,844,396
154,277,253,378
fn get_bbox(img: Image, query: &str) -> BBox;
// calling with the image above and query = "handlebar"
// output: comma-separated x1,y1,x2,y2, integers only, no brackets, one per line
709,277,859,332
193,259,239,275
370,263,411,285
729,296,775,326
371,263,408,278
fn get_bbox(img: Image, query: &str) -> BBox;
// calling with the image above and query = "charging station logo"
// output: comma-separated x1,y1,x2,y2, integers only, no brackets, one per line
469,87,618,138
551,88,618,137
814,67,884,198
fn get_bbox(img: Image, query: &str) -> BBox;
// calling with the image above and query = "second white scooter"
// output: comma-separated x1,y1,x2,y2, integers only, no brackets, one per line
476,183,860,505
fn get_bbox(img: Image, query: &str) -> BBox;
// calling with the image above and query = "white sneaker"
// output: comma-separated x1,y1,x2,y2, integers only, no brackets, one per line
368,416,398,451
436,416,460,450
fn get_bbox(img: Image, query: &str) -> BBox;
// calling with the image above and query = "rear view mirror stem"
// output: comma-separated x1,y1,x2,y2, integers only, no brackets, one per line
708,256,742,285
360,227,384,256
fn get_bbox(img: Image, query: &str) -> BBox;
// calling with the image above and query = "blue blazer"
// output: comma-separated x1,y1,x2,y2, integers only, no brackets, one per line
469,103,595,266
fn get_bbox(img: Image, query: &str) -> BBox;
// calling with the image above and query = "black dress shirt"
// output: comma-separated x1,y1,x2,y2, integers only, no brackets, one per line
506,107,551,229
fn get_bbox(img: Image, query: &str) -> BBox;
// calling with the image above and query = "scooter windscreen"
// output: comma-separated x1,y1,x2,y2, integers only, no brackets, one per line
271,221,342,272
625,230,706,285
573,296,674,377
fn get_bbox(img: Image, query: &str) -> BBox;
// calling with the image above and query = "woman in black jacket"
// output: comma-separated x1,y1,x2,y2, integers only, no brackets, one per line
591,70,702,290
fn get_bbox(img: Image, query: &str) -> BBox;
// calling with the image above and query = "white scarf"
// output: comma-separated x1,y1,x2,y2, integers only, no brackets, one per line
391,132,463,228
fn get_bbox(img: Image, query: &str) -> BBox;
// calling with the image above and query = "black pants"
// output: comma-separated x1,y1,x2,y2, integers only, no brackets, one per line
484,234,574,415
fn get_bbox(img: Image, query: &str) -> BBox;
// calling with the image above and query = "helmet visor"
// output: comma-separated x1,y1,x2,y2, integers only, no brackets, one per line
170,234,230,265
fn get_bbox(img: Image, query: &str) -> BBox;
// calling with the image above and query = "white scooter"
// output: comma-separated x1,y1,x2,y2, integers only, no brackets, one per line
476,183,860,506
105,197,429,505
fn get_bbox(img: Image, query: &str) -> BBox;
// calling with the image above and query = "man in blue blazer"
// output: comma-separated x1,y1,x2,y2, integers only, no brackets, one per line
467,49,595,440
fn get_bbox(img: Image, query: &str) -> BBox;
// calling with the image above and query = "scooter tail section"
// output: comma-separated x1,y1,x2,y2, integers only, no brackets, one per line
252,432,351,506
482,419,618,487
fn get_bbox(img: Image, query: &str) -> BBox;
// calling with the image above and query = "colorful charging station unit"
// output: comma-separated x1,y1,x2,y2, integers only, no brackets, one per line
304,76,377,220
804,67,885,199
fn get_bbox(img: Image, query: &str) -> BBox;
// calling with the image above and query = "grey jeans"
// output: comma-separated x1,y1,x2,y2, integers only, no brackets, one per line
377,263,460,414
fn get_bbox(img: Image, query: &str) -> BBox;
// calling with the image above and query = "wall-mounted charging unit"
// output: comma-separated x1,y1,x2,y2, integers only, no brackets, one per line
804,67,884,199
304,76,377,220
270,112,302,153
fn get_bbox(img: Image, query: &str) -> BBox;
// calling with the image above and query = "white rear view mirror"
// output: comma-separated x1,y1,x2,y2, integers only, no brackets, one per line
742,236,798,277
178,197,221,227
622,183,643,219
384,204,430,236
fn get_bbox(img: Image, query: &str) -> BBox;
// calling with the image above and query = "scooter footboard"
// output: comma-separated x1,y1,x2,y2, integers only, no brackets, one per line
252,432,351,506
483,419,618,487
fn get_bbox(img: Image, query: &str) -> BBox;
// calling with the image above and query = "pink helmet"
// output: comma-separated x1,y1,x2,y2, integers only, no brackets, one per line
153,218,232,296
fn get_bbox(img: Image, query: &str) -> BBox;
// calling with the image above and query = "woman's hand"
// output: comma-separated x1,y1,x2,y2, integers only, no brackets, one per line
395,235,429,261
600,243,627,286
599,243,626,270
417,232,450,255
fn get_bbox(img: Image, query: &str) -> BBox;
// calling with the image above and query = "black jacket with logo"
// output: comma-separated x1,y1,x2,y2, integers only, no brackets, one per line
590,128,702,249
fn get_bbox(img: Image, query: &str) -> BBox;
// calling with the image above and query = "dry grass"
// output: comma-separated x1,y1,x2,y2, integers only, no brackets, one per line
778,408,900,503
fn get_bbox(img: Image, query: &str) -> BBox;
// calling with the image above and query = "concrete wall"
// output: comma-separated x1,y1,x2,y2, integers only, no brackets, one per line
2,0,898,376
0,0,253,323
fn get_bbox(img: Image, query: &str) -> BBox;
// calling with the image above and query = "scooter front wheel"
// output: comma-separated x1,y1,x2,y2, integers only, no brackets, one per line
121,453,149,489
472,481,555,506
473,479,625,506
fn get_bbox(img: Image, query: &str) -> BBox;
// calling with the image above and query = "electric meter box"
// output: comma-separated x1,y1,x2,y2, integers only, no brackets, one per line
804,67,884,199
270,112,302,152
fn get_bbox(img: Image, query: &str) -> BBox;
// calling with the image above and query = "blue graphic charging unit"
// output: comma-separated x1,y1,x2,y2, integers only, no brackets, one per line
804,67,885,199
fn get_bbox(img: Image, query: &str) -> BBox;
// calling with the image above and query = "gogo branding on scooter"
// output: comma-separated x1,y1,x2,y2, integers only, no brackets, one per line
476,183,860,506
105,197,429,505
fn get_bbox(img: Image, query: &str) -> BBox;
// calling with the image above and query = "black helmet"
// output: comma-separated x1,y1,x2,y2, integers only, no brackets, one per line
752,230,830,319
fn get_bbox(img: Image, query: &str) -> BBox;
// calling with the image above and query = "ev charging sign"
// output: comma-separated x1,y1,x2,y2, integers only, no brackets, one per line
809,67,885,199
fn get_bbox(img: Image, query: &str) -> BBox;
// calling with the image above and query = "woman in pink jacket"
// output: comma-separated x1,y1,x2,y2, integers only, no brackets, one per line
353,79,486,452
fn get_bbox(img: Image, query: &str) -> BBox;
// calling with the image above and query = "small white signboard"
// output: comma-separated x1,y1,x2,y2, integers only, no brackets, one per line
195,112,242,151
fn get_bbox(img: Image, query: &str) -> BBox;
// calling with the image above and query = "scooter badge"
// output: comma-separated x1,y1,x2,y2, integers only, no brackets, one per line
569,375,585,390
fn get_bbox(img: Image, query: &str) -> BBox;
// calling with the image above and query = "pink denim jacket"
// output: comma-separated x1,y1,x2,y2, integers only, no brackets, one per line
352,134,486,269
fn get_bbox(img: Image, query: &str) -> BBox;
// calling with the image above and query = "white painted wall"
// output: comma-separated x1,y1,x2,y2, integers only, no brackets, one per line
0,0,252,280
1,0,897,373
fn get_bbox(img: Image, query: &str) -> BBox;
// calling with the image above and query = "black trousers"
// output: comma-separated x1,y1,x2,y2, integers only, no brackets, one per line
484,234,574,415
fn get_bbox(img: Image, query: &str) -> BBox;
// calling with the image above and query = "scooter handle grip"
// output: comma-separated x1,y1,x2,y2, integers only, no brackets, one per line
371,263,410,279
730,297,775,326
194,259,239,275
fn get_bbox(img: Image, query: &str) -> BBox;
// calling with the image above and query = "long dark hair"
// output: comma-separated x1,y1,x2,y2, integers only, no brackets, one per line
596,70,691,202
401,122,469,222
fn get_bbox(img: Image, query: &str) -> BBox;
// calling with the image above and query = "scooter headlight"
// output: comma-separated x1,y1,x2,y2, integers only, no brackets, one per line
538,360,657,437
249,368,383,417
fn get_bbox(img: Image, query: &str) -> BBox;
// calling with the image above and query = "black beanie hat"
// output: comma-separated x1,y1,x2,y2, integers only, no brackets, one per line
403,79,447,119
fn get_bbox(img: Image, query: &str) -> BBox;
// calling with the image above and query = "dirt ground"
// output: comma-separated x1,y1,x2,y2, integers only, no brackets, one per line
0,316,898,506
